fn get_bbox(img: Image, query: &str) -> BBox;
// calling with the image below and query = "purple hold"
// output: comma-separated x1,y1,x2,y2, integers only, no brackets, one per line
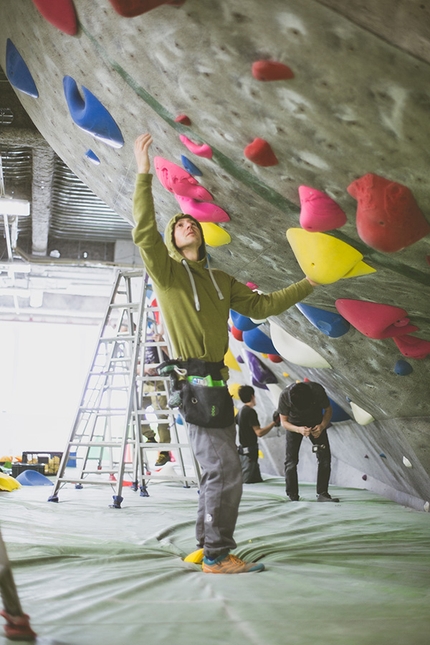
244,350,278,386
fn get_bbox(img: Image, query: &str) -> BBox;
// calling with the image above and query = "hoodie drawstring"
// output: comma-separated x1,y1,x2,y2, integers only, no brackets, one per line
181,258,224,312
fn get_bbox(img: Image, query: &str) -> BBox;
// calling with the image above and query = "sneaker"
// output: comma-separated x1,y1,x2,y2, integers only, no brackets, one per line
288,495,300,501
317,492,340,503
202,553,265,574
154,452,171,466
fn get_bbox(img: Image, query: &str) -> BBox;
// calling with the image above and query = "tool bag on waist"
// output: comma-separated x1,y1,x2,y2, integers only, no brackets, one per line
157,358,234,428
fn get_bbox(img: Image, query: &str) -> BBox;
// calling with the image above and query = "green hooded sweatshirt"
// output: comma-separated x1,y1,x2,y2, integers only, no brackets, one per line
132,174,313,379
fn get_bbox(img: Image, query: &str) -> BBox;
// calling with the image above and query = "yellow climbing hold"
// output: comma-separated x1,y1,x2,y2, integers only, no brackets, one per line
0,472,21,491
224,348,241,372
201,222,231,247
228,382,242,400
286,228,376,284
184,548,204,564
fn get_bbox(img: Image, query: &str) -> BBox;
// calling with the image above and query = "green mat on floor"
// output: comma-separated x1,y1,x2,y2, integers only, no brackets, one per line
1,477,429,645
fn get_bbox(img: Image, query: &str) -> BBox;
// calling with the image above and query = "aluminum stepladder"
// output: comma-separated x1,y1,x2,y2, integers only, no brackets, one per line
48,268,200,508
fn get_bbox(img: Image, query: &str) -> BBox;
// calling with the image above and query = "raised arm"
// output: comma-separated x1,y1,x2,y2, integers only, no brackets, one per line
134,133,153,174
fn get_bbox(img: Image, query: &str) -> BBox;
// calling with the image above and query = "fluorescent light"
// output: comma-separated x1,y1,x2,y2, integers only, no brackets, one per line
0,198,30,216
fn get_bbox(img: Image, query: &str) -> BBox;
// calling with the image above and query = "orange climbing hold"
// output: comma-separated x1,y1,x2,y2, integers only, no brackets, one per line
108,0,185,17
393,335,430,359
347,173,430,253
252,60,294,81
244,138,278,167
299,186,347,232
335,299,419,339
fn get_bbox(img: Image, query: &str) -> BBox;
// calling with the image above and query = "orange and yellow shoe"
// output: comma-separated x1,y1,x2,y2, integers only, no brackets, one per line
202,553,265,574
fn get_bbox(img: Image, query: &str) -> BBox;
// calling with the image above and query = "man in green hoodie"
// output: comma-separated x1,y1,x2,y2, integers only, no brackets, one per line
133,133,317,574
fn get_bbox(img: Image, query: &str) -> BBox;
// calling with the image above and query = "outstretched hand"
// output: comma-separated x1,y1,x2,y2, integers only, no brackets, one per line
134,133,153,174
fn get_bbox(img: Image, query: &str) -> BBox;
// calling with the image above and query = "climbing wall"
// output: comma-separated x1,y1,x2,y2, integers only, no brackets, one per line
0,0,429,507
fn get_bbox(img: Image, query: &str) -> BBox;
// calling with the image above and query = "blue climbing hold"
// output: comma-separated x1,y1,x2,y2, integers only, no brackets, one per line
296,303,350,338
181,155,203,176
243,327,278,355
16,469,53,486
230,310,260,332
63,76,124,148
85,149,101,165
328,397,352,422
6,39,39,98
394,359,413,376
379,452,387,459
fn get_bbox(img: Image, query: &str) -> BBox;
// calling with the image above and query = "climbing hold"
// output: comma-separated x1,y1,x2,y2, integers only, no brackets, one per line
31,0,78,35
175,114,191,126
228,383,242,400
108,0,185,18
224,348,241,372
16,470,54,486
0,472,21,491
379,452,387,459
334,300,419,339
298,186,347,232
402,456,412,468
174,195,230,223
328,398,352,422
230,311,260,332
392,335,430,359
296,303,350,338
362,474,367,481
243,350,278,386
394,359,413,376
237,355,244,363
347,172,430,252
179,135,213,159
200,222,231,247
154,157,212,201
303,378,310,382
287,228,376,284
63,76,124,148
6,40,39,98
350,401,374,426
283,372,289,378
246,281,259,291
230,326,243,341
244,138,278,166
251,60,294,81
269,320,331,368
181,155,202,176
364,454,369,459
85,149,100,165
243,327,278,355
268,354,283,363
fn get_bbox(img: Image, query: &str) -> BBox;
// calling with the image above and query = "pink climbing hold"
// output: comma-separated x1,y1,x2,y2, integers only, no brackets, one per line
175,114,191,126
251,60,294,82
393,335,430,360
335,299,419,339
154,157,213,201
108,0,185,18
244,138,278,167
174,195,230,223
347,173,430,253
246,282,258,291
299,186,347,232
179,135,213,159
32,0,78,35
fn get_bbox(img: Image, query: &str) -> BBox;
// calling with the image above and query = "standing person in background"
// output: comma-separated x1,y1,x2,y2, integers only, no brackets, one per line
236,385,279,484
278,381,339,503
132,132,319,574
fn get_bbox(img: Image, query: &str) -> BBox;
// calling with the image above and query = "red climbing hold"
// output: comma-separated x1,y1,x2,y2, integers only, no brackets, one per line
108,0,185,17
268,354,283,363
347,173,430,253
299,186,347,232
252,60,294,81
335,299,419,339
175,114,191,126
244,138,278,167
393,335,430,359
32,0,78,35
231,326,243,342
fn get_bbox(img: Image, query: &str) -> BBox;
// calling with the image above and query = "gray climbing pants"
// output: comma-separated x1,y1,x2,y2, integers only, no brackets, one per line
188,422,243,560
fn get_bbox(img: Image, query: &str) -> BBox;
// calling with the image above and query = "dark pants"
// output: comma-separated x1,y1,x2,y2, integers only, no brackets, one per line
239,446,263,484
285,429,331,498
